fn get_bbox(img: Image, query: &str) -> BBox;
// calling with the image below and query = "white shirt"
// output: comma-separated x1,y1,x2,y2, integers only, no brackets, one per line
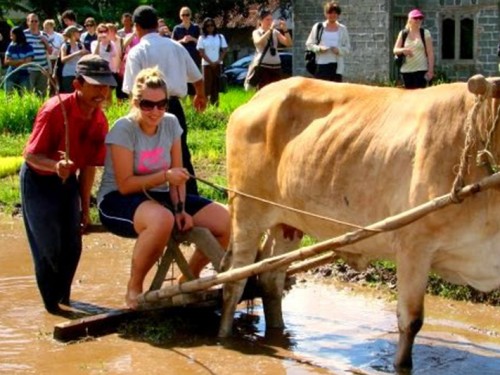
123,32,202,96
91,40,117,72
46,31,64,61
197,34,228,66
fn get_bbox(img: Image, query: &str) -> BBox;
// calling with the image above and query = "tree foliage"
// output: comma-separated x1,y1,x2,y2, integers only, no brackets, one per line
1,0,288,27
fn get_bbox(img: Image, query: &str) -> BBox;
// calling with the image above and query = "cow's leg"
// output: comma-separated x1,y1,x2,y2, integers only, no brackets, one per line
218,226,261,337
394,248,432,369
258,224,301,329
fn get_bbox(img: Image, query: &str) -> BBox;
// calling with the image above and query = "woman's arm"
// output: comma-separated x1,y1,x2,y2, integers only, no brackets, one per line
425,32,435,79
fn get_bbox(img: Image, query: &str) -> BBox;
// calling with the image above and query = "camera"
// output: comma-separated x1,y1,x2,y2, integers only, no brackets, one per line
270,47,277,56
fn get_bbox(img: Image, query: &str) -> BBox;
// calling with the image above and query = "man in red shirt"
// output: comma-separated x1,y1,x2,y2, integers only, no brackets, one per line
20,54,116,314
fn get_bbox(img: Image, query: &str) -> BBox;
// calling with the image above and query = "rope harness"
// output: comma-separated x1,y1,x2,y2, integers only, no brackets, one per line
451,84,500,202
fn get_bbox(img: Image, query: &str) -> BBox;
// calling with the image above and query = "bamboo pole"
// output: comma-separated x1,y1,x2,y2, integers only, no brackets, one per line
138,172,500,306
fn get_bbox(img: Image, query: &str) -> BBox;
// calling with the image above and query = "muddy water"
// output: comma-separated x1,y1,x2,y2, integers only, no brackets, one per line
1,216,500,375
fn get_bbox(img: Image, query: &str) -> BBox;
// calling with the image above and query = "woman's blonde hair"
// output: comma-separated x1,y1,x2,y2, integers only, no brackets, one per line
131,67,168,116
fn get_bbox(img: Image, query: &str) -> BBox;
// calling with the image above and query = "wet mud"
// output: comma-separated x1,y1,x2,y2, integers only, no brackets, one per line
1,216,499,374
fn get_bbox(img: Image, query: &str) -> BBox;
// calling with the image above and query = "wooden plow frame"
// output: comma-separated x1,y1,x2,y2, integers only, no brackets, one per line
54,172,500,342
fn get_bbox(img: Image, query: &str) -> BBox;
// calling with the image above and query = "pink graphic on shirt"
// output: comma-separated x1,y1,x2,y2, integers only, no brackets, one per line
137,148,168,174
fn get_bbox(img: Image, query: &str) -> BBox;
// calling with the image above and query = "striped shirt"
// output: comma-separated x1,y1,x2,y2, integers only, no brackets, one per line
24,29,50,71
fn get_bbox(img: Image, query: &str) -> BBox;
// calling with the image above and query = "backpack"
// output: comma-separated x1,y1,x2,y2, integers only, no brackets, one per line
394,28,427,69
305,22,324,75
53,41,83,82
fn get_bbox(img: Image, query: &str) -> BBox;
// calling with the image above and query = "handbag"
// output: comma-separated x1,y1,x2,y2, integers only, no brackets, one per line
244,35,272,90
304,22,324,75
394,54,405,69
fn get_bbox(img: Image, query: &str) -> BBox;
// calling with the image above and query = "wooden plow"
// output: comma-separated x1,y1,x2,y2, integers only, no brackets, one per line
54,172,500,342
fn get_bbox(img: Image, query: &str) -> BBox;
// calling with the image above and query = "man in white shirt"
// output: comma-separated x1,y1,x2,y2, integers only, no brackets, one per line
123,5,206,196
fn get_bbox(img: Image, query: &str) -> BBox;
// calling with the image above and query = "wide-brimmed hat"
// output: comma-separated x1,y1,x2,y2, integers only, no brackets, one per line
75,54,117,86
408,9,424,19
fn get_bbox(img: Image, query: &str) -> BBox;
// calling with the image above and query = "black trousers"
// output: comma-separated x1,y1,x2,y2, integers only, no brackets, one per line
168,97,199,195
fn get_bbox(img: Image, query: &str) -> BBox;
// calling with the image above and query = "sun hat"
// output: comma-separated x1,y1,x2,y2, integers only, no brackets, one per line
408,9,424,19
75,54,117,86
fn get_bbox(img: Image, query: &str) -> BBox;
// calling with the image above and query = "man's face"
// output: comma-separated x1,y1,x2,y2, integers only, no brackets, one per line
75,79,110,109
122,16,132,28
27,15,39,31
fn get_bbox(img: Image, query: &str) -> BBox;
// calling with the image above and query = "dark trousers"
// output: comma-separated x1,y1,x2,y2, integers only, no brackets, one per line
402,71,428,89
168,97,199,195
20,163,82,312
203,64,221,105
315,63,343,82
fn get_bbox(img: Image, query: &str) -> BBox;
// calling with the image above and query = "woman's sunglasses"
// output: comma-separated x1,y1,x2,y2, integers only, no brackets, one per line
139,98,169,111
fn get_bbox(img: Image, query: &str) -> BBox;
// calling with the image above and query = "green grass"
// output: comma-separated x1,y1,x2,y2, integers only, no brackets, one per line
0,156,23,178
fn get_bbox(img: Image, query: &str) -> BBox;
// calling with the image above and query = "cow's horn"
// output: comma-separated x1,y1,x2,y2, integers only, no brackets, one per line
467,74,489,96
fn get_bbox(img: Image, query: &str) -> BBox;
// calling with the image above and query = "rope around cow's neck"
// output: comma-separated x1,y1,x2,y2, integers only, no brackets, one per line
451,84,499,202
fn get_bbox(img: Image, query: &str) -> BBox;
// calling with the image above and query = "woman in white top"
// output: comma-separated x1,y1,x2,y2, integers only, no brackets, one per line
251,9,292,90
393,9,435,89
305,2,351,82
91,23,117,73
196,17,228,106
60,26,88,93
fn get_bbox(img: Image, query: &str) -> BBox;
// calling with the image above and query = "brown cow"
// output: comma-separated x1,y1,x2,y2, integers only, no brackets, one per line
219,76,500,370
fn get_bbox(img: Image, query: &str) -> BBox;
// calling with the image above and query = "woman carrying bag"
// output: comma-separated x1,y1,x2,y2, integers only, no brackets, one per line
246,9,292,91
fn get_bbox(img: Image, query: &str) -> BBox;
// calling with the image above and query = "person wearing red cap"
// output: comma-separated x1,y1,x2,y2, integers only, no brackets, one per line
393,9,434,89
20,55,116,314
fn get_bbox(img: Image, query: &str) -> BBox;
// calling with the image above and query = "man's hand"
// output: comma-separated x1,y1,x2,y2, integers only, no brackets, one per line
55,159,74,180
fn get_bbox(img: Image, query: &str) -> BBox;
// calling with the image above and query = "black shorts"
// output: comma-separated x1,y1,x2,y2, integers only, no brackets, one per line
98,190,211,238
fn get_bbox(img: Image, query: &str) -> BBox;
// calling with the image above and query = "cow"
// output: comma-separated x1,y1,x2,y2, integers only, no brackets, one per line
219,76,500,370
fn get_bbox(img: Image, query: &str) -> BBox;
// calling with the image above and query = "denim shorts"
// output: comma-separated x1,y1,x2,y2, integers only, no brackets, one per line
98,190,211,238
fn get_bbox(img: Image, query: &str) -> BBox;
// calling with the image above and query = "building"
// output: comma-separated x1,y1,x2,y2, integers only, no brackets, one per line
293,0,499,82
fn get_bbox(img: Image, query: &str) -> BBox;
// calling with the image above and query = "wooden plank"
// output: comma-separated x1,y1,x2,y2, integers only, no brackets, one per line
53,308,138,342
53,289,223,343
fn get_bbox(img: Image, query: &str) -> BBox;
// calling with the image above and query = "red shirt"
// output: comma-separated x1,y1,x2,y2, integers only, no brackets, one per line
24,92,109,175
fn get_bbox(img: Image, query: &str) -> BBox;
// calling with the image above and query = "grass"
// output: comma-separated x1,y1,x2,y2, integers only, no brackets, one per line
0,156,23,178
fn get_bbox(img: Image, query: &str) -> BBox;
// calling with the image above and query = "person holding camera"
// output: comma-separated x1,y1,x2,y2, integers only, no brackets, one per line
305,2,351,82
251,9,292,90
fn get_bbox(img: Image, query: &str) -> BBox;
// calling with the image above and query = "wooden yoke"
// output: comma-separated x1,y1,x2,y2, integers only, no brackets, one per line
467,74,500,98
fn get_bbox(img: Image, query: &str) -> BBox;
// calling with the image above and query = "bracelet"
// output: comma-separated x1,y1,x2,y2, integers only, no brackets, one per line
175,201,184,214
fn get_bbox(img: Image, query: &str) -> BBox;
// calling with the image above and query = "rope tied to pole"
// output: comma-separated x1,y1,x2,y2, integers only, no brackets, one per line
451,83,498,203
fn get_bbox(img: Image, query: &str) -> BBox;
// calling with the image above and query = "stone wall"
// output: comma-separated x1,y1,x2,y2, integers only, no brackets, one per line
291,0,499,82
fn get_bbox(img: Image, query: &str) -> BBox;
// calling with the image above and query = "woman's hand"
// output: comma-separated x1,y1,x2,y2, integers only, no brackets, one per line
165,168,190,186
175,211,193,232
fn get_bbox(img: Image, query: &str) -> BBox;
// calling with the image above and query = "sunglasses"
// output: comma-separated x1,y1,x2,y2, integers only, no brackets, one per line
181,13,191,17
413,17,424,20
85,24,95,27
139,98,168,111
206,24,215,27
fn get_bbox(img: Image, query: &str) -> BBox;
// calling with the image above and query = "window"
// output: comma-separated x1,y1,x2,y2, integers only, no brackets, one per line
441,14,474,60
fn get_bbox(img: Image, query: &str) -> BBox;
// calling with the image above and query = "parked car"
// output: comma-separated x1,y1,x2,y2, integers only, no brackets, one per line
224,52,292,85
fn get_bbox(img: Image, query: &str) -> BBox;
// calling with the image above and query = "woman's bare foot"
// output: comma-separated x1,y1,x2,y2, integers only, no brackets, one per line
125,288,141,309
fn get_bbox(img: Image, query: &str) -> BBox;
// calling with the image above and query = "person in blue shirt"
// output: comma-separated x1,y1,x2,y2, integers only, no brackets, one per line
4,26,34,93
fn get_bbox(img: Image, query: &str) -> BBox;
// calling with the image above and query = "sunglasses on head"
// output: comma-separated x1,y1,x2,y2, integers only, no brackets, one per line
139,98,168,111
